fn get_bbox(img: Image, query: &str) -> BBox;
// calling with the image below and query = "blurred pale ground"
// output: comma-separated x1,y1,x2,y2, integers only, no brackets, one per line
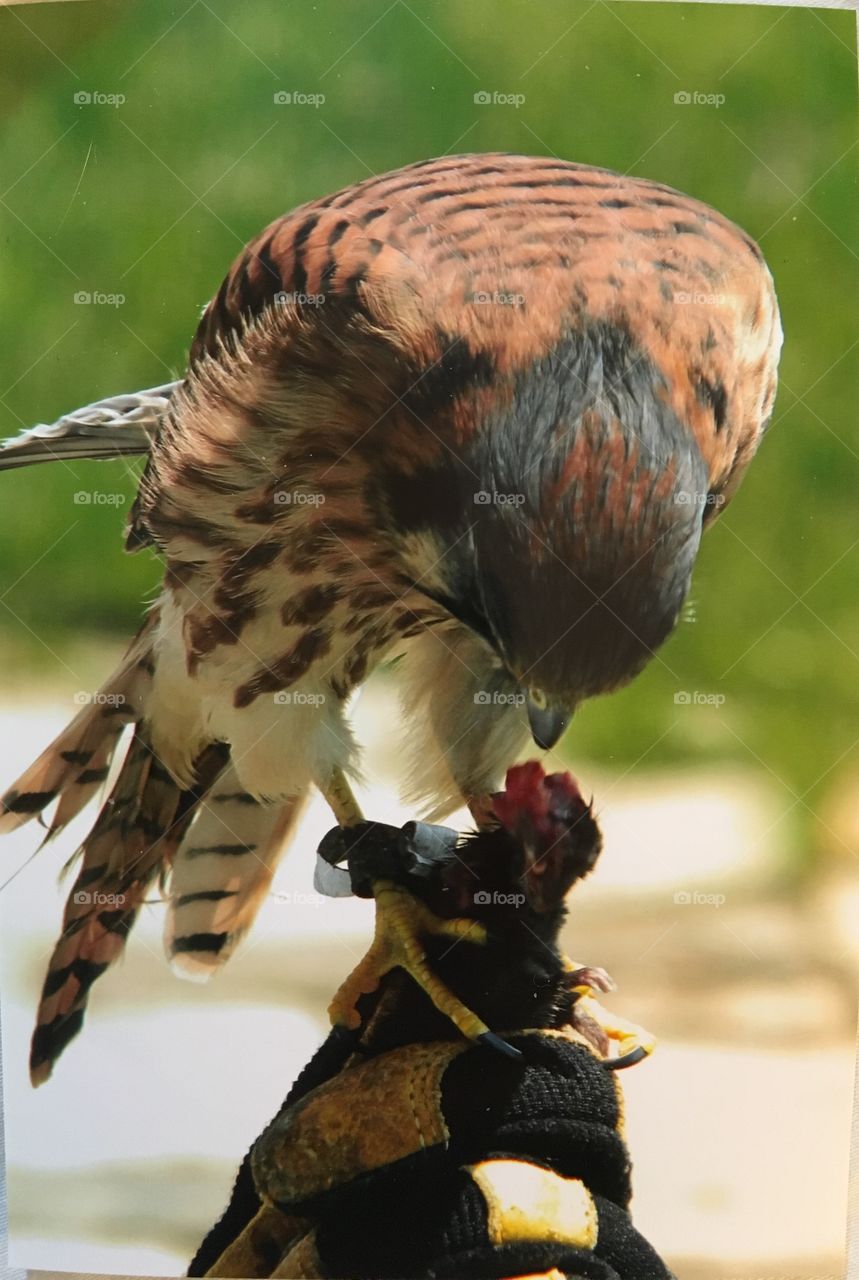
0,0,856,1277
1,673,856,1279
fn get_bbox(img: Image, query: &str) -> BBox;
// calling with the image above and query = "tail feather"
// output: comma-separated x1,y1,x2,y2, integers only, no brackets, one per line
0,612,159,838
50,727,124,840
0,382,176,470
0,603,233,1084
29,737,228,1086
164,771,307,980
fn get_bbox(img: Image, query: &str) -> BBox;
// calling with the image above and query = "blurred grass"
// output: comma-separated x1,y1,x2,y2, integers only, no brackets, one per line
0,0,856,855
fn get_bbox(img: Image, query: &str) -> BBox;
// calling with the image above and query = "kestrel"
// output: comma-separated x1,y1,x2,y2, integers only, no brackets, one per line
0,152,782,1082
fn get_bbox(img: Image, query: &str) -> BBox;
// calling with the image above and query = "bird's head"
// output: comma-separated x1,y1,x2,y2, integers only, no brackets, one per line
491,760,601,912
378,322,706,757
470,327,711,750
387,323,709,751
468,451,703,748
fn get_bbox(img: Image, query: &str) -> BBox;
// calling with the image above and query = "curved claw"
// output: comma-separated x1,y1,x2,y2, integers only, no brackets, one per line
562,958,655,1071
576,994,655,1070
478,1031,523,1060
604,1044,650,1071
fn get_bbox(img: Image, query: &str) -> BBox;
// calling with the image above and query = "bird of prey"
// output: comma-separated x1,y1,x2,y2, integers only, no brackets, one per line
0,152,782,1084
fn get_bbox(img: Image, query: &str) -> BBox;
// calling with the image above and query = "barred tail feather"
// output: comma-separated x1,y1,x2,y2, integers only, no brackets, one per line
29,737,227,1086
0,603,232,1084
164,770,307,980
0,382,176,470
0,611,160,838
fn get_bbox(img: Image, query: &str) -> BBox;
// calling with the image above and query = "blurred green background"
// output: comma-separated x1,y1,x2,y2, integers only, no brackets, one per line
0,0,856,860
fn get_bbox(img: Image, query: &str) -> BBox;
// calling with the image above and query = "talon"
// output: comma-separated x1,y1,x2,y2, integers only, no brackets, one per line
605,1044,650,1071
328,878,498,1048
573,990,656,1069
478,1030,523,1059
559,955,652,1066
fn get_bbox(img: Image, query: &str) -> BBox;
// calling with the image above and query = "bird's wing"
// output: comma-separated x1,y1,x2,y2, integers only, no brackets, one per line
186,151,781,497
0,382,178,470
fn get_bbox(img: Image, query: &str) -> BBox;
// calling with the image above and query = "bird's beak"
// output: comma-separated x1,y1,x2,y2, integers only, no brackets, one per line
526,697,572,751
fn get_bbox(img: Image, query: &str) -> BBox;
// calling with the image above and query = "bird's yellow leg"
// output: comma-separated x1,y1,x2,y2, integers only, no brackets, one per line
321,769,511,1051
328,880,490,1038
323,766,365,827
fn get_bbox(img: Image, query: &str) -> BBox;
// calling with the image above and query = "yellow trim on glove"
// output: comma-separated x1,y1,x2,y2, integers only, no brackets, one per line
466,1158,598,1250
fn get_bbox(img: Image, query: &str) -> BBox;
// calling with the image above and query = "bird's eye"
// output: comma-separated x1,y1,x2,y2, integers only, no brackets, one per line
529,687,548,710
